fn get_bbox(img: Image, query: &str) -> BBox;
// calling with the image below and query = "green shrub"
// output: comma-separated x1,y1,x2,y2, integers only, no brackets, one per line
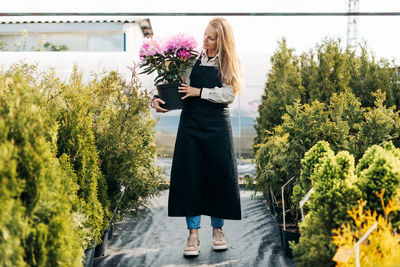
0,62,162,265
256,89,400,214
0,67,84,266
40,64,162,224
291,213,336,267
357,142,400,218
254,126,289,196
282,98,349,177
256,92,360,208
277,97,350,206
0,140,26,267
291,145,361,267
88,67,163,221
253,37,400,266
254,38,304,149
356,90,400,158
349,45,400,109
291,141,400,267
254,38,400,188
45,67,110,244
291,141,334,207
305,39,352,103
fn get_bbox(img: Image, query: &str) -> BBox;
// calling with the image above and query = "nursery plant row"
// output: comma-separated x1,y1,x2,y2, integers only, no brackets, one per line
0,63,164,266
253,38,400,266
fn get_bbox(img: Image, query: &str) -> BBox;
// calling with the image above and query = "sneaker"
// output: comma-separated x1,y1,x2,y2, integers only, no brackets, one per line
183,233,200,256
212,228,228,251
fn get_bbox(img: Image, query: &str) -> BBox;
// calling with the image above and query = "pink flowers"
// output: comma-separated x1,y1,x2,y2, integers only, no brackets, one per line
139,33,198,62
139,33,199,85
139,36,166,61
178,49,191,61
164,33,198,53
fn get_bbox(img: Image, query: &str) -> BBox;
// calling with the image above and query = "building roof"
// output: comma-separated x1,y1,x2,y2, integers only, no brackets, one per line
0,16,153,37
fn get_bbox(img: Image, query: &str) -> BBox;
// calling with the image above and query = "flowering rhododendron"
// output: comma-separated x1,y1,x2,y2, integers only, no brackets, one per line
165,33,198,52
139,33,198,85
178,49,191,61
139,36,166,61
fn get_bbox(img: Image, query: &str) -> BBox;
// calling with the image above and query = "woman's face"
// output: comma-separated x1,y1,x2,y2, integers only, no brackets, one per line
203,24,218,51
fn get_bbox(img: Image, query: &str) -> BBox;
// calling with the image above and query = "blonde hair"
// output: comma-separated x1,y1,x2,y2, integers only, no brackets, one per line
208,17,244,95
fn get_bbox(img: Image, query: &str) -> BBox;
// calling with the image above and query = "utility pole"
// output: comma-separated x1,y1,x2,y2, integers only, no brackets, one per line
347,0,360,48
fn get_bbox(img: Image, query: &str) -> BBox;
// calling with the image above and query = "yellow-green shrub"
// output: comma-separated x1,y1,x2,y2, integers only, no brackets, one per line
291,145,361,267
332,190,400,266
0,67,84,266
88,68,163,221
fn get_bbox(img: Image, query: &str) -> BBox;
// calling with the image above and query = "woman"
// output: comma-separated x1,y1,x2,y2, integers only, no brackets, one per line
151,17,243,257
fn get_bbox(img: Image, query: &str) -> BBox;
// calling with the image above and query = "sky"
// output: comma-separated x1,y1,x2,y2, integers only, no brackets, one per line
3,0,400,113
3,0,400,59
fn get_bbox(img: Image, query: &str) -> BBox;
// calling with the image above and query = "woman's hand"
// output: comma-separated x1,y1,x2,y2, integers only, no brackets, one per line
179,84,201,99
152,98,169,113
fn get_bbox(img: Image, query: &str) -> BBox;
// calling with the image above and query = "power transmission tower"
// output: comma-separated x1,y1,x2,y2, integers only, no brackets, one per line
347,0,360,48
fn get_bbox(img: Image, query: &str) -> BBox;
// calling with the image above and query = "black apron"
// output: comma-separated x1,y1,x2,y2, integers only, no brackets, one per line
167,54,242,220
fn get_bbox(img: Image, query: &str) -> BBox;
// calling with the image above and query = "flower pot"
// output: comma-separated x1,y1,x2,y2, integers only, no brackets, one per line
94,229,109,258
278,224,284,250
282,228,300,258
156,83,185,110
84,246,95,267
273,205,283,217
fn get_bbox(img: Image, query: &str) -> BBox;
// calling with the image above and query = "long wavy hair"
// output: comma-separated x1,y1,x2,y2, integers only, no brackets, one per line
208,17,244,95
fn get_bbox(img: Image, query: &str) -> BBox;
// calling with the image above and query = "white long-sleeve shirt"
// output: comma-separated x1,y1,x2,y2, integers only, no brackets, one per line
184,49,236,104
152,49,236,105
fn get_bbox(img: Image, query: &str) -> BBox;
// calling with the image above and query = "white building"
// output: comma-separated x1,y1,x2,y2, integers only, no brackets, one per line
0,16,154,85
0,16,261,157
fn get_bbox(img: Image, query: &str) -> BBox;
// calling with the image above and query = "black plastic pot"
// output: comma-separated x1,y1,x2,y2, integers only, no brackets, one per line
278,225,284,250
273,205,283,218
84,246,95,267
157,83,185,110
282,229,300,258
94,230,109,258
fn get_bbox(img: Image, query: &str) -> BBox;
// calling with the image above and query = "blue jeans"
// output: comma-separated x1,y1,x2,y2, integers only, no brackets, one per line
186,216,224,230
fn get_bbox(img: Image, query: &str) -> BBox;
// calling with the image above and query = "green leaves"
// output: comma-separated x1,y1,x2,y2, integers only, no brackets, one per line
0,63,163,266
89,67,163,222
357,143,400,215
139,48,198,85
291,141,400,267
254,38,304,148
0,66,84,266
253,37,400,267
291,143,360,266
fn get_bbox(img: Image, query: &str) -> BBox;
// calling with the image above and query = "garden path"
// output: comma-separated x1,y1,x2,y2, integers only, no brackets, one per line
94,189,294,267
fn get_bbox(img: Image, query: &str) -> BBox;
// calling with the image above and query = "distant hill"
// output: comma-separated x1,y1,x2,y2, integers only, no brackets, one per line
154,114,256,135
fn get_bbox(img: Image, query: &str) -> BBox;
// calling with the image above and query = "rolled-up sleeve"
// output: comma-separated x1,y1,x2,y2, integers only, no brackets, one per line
150,86,158,97
184,66,192,85
201,84,236,104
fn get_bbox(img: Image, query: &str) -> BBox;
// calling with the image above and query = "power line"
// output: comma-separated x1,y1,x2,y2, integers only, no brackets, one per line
1,12,400,17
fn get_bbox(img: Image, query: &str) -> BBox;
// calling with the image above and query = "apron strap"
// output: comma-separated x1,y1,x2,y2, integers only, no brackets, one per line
189,53,202,81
